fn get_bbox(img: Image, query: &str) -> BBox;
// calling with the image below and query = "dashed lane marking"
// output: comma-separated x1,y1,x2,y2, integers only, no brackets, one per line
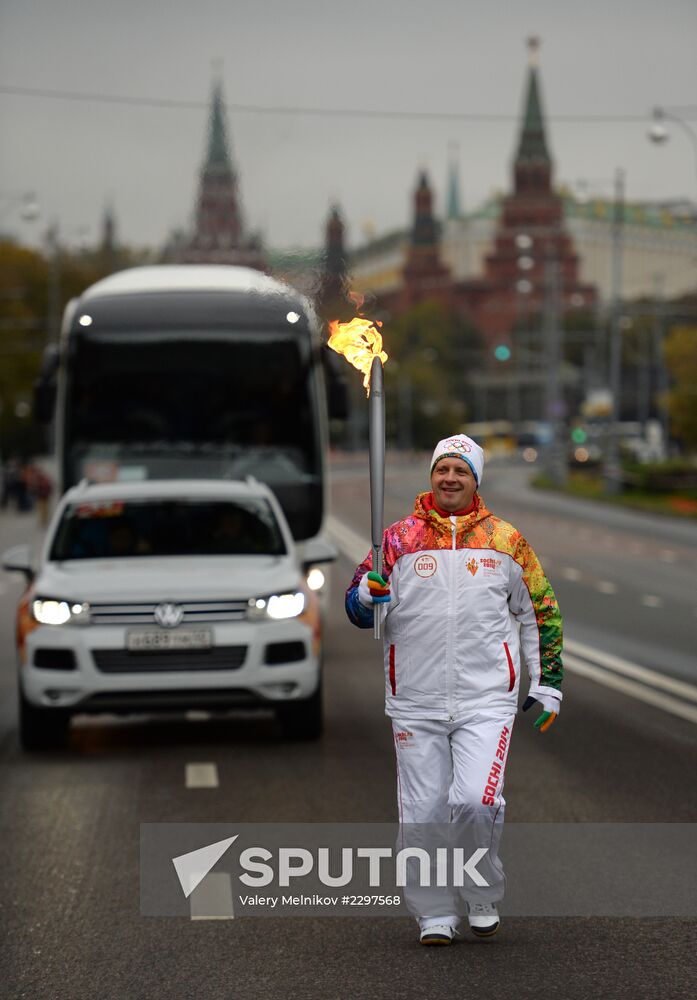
562,567,581,581
185,763,219,789
641,594,663,608
596,581,618,594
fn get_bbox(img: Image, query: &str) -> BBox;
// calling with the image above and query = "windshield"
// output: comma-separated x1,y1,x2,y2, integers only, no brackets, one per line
68,334,314,450
49,498,286,560
64,332,323,539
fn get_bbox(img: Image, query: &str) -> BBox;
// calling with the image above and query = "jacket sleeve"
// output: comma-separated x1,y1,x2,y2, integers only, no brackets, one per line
508,534,563,698
345,529,397,629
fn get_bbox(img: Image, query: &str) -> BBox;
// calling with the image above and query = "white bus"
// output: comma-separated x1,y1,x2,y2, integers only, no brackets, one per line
35,265,341,561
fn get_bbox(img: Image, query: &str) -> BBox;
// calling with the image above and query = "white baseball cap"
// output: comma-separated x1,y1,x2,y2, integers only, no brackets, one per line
430,434,484,485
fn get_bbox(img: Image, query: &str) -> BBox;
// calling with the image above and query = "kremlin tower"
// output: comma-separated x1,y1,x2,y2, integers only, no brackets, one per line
177,78,266,269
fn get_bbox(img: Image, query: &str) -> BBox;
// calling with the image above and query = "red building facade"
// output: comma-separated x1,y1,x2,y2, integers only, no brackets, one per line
348,44,597,346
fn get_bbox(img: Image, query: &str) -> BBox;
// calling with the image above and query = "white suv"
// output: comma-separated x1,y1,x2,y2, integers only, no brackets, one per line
3,479,334,749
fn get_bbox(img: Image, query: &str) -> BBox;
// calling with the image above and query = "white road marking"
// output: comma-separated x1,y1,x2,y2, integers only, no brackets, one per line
328,514,697,725
562,567,581,582
641,594,663,608
596,580,617,594
565,655,697,726
189,872,235,920
326,514,369,565
185,763,219,789
565,638,697,704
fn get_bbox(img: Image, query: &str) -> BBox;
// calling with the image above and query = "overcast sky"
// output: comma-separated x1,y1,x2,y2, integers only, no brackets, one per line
1,0,696,253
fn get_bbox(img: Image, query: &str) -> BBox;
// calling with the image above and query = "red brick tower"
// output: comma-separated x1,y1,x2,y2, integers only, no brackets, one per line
401,171,452,308
472,39,595,338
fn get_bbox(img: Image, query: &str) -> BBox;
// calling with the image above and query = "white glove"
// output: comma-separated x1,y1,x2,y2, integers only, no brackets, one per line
358,573,373,608
535,693,561,716
357,572,391,608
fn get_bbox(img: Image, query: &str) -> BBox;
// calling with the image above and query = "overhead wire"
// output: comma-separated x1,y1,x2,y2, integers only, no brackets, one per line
0,83,671,124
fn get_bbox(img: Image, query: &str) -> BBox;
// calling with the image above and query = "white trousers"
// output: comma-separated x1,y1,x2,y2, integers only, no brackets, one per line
391,712,515,930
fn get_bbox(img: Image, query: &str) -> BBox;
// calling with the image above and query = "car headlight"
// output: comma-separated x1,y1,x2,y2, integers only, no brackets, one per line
32,598,91,626
247,592,305,621
306,567,325,592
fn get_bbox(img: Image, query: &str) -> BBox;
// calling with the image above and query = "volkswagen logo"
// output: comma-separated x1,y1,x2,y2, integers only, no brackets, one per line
154,602,184,628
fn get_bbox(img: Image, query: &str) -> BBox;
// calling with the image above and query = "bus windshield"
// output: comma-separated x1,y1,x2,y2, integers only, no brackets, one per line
65,332,322,539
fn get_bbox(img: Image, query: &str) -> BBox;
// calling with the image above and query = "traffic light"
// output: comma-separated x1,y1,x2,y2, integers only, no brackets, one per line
571,426,588,444
494,344,511,362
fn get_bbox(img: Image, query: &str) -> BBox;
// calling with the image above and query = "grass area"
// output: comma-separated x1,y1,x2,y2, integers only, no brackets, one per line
531,471,697,520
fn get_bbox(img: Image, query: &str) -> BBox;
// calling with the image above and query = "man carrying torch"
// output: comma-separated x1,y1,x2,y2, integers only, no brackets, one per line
345,434,564,946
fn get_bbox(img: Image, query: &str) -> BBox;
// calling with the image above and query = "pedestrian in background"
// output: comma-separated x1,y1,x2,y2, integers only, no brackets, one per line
346,433,563,946
30,466,53,527
1,457,22,510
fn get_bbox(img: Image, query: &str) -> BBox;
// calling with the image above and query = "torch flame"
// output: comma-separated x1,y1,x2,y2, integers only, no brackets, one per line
327,317,388,394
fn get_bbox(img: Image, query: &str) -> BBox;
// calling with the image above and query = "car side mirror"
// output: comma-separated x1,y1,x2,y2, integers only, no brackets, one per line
1,544,35,583
301,537,338,573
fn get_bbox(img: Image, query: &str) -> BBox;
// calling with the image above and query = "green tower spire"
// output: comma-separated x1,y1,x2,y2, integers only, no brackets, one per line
205,79,233,176
446,146,462,220
515,37,550,164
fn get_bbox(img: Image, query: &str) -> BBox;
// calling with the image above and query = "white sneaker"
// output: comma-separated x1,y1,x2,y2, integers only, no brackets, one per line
467,902,500,938
419,923,456,946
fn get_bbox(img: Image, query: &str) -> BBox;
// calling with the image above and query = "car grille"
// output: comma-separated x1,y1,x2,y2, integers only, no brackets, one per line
93,645,248,673
88,600,248,626
78,688,262,712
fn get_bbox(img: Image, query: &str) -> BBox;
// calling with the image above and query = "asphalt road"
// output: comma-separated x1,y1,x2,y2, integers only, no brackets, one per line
1,461,696,1000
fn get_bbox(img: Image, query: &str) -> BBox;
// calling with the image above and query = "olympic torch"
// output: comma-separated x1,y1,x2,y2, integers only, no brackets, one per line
327,315,388,640
368,355,385,638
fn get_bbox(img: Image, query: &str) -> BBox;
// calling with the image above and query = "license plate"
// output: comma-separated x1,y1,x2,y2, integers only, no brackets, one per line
126,628,213,651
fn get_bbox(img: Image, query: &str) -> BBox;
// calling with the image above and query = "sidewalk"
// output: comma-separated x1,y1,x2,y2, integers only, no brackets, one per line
0,507,47,560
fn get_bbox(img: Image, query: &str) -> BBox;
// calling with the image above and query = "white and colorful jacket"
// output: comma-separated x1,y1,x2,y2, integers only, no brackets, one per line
346,492,563,721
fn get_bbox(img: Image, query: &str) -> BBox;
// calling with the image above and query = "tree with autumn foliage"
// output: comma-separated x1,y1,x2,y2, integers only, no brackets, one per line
384,299,484,449
0,238,150,459
664,325,697,450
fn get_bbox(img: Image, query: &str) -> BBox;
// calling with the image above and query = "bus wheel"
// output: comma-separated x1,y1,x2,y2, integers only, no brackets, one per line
19,690,70,751
276,682,323,742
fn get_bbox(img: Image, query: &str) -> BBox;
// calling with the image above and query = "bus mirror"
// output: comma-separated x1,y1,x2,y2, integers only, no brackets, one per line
301,537,338,572
33,379,56,424
322,347,349,420
33,345,59,423
328,380,349,421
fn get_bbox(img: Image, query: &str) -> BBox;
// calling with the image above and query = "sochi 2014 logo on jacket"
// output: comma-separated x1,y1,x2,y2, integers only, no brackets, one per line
414,554,438,578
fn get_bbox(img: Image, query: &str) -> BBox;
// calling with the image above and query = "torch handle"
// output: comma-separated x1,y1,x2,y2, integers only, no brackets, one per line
369,356,385,641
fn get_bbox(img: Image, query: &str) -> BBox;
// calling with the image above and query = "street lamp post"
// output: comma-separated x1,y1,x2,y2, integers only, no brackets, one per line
648,107,697,189
542,251,567,486
647,106,697,459
603,167,626,495
0,191,39,227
